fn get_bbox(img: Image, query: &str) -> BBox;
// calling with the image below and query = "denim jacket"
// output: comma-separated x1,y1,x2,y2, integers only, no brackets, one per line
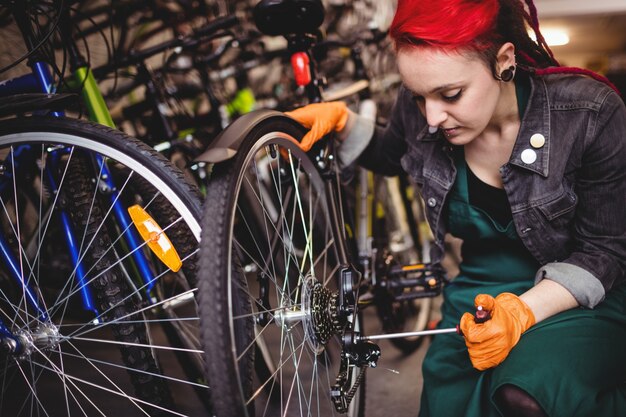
341,72,626,308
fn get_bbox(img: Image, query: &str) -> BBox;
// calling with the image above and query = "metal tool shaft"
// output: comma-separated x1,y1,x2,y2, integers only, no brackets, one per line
361,327,459,341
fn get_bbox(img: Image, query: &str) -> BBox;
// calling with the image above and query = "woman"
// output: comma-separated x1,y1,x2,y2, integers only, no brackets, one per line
285,0,626,416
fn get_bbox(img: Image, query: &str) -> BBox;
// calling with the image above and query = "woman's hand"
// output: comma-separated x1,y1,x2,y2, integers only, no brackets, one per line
285,102,349,151
460,293,535,371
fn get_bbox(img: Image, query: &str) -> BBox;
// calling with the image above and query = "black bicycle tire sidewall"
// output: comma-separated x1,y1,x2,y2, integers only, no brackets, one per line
0,116,202,220
198,117,313,417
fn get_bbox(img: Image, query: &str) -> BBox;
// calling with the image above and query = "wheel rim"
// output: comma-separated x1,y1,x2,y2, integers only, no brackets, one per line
224,134,363,416
0,132,206,416
2,132,200,239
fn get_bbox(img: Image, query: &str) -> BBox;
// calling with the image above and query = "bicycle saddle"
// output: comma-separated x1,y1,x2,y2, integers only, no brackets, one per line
253,0,325,37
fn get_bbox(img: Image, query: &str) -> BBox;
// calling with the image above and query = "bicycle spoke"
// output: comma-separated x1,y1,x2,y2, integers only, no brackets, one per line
71,332,201,353
0,118,205,415
59,349,208,389
17,146,78,317
246,335,307,406
48,166,136,314
68,285,197,339
48,223,192,325
29,356,148,417
13,361,52,417
32,348,97,417
243,165,297,274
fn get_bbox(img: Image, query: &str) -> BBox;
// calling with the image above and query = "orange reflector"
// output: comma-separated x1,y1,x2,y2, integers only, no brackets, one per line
128,204,182,272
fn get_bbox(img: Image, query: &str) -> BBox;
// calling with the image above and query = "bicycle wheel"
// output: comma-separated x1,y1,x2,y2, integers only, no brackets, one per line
198,117,366,417
0,116,206,416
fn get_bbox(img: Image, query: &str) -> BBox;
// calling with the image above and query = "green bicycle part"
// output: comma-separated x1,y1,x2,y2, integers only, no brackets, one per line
226,87,256,117
74,66,116,128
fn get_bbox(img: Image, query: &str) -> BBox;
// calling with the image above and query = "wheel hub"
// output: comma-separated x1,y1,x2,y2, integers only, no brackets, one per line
272,275,341,354
5,323,61,359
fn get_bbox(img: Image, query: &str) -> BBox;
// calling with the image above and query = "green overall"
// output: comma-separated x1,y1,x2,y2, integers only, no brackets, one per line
418,155,626,416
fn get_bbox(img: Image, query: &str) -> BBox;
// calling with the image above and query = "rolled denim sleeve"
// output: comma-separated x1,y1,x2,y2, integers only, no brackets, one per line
334,86,415,175
336,115,375,168
535,263,605,308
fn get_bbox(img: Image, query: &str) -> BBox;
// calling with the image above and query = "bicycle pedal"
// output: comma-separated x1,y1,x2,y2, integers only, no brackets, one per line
398,263,428,272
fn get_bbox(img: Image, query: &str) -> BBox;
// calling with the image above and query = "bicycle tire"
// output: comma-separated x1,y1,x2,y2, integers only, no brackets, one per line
0,116,206,416
198,116,366,417
62,153,174,412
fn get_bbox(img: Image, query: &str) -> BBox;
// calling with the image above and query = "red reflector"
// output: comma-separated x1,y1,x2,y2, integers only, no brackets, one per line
291,52,311,87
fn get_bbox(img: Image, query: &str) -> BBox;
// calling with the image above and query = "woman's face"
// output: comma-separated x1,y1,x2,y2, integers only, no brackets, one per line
396,46,505,145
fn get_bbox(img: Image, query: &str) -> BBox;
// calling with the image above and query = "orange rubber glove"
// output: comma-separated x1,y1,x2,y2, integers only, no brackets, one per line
459,293,535,371
285,102,349,151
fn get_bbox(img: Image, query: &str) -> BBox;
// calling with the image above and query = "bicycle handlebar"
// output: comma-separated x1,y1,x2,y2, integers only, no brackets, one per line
194,14,239,38
92,14,239,78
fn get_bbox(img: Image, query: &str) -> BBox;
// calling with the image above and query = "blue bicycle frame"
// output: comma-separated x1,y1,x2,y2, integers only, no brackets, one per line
0,11,163,347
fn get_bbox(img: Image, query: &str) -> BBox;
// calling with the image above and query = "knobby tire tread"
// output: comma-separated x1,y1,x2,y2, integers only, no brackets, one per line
63,154,174,412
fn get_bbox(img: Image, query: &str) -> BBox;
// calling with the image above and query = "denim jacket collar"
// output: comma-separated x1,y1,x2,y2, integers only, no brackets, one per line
415,74,551,178
508,75,550,178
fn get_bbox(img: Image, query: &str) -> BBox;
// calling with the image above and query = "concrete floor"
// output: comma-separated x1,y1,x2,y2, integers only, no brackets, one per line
362,236,460,417
362,295,442,417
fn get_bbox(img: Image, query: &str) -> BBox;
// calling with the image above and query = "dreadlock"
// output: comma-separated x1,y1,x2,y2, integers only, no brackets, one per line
497,0,558,68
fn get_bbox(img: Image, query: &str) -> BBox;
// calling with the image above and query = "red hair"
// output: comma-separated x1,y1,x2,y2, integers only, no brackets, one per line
389,0,500,52
389,0,620,94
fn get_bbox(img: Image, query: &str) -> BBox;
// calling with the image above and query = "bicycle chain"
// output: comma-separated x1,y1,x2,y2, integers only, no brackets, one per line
330,292,343,333
331,363,366,413
346,367,366,404
309,278,370,413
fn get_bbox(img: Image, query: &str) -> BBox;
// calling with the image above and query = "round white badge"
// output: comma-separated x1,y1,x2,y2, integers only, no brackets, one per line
521,149,537,164
529,133,546,149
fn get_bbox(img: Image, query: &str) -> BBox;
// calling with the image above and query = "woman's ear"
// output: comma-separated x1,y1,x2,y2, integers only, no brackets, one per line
496,42,516,73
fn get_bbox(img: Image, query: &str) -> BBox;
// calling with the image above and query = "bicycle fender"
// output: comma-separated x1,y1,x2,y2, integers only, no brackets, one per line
0,93,78,119
194,109,301,164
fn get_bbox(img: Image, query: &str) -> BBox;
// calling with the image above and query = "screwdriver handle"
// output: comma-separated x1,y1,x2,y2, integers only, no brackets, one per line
474,305,492,323
456,305,493,336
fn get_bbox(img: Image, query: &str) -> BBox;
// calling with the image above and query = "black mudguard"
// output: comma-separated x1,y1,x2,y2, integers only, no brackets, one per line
0,93,78,119
194,109,302,164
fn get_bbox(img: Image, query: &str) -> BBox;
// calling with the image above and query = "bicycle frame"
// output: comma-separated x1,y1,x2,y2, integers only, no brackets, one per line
0,4,165,345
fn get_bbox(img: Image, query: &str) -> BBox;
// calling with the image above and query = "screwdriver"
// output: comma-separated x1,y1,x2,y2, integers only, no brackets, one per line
360,305,491,341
